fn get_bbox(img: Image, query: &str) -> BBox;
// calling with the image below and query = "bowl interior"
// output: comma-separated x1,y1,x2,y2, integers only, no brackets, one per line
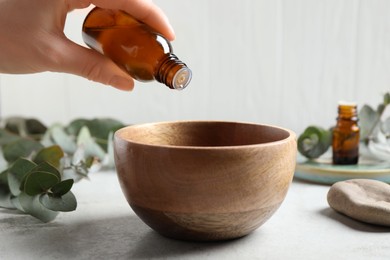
116,121,291,147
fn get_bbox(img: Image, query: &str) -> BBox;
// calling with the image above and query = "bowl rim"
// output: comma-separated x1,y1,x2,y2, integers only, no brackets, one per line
114,120,296,150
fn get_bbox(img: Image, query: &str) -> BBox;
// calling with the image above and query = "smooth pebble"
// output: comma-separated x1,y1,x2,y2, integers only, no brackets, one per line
327,179,390,226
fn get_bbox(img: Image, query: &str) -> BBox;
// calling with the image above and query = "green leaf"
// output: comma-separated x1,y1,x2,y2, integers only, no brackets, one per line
62,157,92,182
4,117,46,140
84,157,95,168
0,129,21,146
77,127,106,161
359,104,380,140
33,145,64,169
87,118,124,151
66,118,90,136
0,170,14,209
50,125,77,154
4,117,27,136
31,162,61,180
0,169,9,187
51,179,74,196
25,118,47,135
11,195,23,211
23,171,60,196
8,158,37,196
377,104,386,115
40,130,55,147
383,92,390,106
380,117,390,135
87,118,124,139
40,191,77,212
298,126,332,159
2,139,44,163
18,192,59,222
0,150,8,173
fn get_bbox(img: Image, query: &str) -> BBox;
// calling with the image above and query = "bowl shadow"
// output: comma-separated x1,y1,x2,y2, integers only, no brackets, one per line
1,211,251,259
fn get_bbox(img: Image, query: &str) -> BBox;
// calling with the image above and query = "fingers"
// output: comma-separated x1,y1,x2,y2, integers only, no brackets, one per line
113,0,176,41
69,0,175,41
52,39,134,91
66,0,92,11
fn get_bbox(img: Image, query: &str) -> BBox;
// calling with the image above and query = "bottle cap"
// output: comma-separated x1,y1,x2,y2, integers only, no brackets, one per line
172,67,192,90
338,101,357,107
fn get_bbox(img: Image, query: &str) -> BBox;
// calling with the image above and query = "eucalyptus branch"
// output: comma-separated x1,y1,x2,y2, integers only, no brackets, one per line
363,93,389,143
0,117,125,222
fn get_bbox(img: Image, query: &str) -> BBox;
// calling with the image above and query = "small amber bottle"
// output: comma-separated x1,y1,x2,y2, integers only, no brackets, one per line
82,7,192,90
332,102,360,165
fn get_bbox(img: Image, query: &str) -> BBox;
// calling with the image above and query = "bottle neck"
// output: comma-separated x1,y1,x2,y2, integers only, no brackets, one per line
337,103,358,121
155,54,192,90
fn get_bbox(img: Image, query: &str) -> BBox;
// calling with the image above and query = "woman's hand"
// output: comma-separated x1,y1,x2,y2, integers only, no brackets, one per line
0,0,175,91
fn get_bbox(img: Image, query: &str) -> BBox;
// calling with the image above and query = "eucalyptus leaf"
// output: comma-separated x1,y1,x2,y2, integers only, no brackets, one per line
367,140,390,162
51,179,74,196
0,169,8,186
23,171,60,196
40,129,55,147
71,146,86,165
62,167,87,183
31,162,61,180
18,192,59,222
4,117,28,137
50,125,77,154
11,195,23,211
0,193,13,209
381,117,390,136
0,150,8,172
0,170,14,209
359,104,380,140
4,117,46,140
66,118,89,136
71,147,97,169
85,157,95,168
384,92,390,105
0,193,14,209
377,104,386,115
25,118,47,136
8,158,37,196
33,145,64,169
62,147,92,182
40,191,77,212
77,126,106,161
3,138,44,163
87,118,124,151
0,116,120,222
298,126,332,159
0,129,21,146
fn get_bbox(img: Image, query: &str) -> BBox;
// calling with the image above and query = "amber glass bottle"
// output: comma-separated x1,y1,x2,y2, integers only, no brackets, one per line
332,103,360,165
82,7,192,90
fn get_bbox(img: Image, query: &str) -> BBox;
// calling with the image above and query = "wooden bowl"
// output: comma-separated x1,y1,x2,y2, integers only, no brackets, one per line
114,121,296,241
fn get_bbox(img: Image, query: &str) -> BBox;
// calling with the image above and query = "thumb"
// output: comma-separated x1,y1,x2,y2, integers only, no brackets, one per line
55,39,134,91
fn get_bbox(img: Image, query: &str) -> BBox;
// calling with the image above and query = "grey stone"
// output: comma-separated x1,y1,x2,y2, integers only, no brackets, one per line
327,179,390,226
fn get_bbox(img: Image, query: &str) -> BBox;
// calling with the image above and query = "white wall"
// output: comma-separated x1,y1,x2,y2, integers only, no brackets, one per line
1,0,389,135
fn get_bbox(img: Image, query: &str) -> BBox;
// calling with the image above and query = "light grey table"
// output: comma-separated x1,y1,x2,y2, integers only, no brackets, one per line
1,171,390,260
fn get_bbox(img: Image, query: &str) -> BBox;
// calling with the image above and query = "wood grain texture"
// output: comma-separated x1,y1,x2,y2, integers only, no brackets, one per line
114,121,296,241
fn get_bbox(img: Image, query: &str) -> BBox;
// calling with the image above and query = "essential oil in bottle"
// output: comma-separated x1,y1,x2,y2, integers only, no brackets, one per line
332,102,360,165
82,7,192,90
